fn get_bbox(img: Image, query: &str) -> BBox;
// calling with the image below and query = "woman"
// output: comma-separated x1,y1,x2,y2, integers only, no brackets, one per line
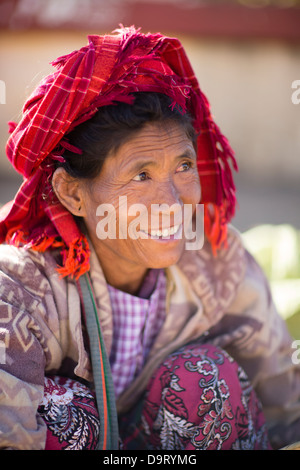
0,27,299,450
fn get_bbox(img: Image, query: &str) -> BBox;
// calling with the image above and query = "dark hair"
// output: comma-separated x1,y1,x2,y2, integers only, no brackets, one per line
60,92,196,179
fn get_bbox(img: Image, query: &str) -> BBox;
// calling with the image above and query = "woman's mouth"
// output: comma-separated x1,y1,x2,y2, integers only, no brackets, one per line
139,224,182,239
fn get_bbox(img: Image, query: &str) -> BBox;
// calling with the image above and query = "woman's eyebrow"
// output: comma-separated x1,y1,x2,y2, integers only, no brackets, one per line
177,149,197,161
124,149,196,174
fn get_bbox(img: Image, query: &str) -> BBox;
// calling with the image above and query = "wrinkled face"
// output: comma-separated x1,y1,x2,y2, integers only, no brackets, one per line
80,120,201,275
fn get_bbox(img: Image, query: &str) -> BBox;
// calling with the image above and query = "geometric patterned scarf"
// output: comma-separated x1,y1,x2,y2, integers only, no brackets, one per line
0,26,237,279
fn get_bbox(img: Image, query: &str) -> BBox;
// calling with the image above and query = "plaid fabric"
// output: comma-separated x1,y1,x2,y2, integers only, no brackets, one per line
108,269,166,398
0,26,238,279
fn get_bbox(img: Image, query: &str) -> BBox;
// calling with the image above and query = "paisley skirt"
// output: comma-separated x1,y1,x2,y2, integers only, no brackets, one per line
38,343,271,450
119,343,271,450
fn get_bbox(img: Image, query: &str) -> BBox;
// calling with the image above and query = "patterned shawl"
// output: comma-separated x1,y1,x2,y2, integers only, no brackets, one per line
0,26,238,279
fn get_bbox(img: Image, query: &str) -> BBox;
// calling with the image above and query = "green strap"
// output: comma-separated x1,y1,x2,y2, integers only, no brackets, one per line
78,273,119,450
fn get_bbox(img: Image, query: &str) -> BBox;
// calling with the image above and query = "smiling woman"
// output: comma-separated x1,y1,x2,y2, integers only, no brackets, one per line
53,104,200,294
52,93,201,294
0,26,299,451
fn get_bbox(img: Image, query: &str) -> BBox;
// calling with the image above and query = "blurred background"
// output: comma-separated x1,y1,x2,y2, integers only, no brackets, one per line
0,0,299,333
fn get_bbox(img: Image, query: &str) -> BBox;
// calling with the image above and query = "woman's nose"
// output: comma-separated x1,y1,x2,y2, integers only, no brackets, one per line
152,179,182,207
150,180,183,227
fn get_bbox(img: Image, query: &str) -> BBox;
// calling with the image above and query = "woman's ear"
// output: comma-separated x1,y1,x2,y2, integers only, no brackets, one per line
52,167,86,217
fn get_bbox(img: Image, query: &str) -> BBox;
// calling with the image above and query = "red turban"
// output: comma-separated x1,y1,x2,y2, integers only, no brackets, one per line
0,26,237,279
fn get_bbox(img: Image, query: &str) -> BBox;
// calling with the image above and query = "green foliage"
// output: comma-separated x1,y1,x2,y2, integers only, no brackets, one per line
242,224,300,338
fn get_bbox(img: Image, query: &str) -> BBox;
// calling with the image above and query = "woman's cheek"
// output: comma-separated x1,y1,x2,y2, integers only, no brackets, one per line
179,174,201,205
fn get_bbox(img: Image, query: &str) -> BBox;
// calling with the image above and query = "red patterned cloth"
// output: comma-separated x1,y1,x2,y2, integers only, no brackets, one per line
38,376,100,450
0,26,237,279
119,343,271,450
38,344,271,450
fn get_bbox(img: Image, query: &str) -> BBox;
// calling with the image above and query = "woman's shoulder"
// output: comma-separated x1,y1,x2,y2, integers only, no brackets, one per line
176,224,275,319
0,244,63,300
178,225,246,288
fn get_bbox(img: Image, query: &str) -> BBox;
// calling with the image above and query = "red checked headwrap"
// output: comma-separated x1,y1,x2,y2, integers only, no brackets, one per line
0,26,238,279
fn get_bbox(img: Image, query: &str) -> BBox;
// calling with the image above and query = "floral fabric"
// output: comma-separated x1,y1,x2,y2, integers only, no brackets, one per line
37,376,100,450
120,343,271,450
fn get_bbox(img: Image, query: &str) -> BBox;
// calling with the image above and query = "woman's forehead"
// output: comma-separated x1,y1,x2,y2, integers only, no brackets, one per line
107,121,196,164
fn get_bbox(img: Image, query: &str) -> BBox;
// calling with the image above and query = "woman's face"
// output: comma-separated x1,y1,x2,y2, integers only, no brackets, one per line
80,120,201,283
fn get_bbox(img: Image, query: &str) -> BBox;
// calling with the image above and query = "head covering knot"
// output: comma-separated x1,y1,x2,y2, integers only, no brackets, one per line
0,26,238,279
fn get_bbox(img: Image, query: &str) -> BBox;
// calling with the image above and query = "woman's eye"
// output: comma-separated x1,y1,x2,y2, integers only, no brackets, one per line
177,161,192,172
133,171,149,181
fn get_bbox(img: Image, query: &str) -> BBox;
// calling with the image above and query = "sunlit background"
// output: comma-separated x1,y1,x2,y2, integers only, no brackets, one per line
0,0,299,334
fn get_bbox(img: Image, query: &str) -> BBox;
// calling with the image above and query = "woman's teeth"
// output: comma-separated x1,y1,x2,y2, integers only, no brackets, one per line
142,225,181,238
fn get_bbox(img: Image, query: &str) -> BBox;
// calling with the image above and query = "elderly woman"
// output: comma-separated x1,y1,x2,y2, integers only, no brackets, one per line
0,27,299,451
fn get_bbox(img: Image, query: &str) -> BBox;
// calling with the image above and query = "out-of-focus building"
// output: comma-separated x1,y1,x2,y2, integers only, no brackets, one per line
0,0,299,230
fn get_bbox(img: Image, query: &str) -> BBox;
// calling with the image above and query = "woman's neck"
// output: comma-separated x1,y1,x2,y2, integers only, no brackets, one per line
85,225,150,295
105,267,149,296
95,246,148,296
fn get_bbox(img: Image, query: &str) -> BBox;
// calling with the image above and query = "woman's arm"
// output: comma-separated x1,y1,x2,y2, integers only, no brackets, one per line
0,244,100,450
0,294,47,449
0,245,64,449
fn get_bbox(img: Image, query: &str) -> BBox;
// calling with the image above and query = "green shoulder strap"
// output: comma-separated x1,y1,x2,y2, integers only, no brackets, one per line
78,273,119,450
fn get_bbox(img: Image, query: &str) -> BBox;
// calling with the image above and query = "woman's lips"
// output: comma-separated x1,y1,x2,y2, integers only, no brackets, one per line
139,224,182,239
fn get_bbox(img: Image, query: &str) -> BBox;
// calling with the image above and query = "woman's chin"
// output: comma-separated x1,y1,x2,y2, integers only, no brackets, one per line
142,241,186,269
